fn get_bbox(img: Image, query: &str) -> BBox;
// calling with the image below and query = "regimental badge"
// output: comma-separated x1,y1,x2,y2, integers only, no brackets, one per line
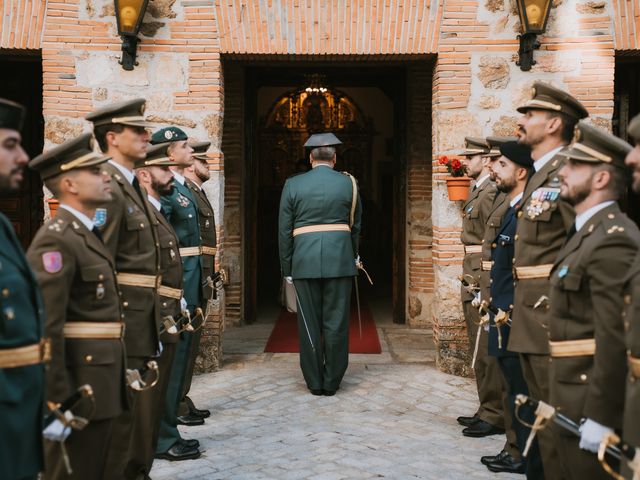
96,283,105,300
526,187,560,219
170,249,176,260
42,251,63,273
176,193,190,207
558,265,569,278
205,219,210,228
93,208,107,227
164,130,175,140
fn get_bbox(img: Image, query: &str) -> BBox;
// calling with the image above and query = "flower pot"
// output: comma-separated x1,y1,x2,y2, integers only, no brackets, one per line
445,176,471,201
47,199,60,218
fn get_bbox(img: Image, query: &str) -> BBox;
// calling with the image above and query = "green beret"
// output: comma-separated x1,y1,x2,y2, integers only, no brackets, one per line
150,127,188,145
0,98,26,131
30,133,110,180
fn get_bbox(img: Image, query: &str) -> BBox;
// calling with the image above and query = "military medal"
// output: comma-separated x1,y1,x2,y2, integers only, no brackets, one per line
205,220,210,228
177,193,190,207
170,249,176,260
526,187,560,219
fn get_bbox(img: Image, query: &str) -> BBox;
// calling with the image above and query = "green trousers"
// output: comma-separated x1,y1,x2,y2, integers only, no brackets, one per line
293,277,352,392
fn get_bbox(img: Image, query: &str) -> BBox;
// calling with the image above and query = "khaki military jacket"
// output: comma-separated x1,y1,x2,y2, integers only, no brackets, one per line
479,192,509,303
510,151,575,354
98,163,160,358
623,252,640,446
460,177,497,302
547,204,639,430
185,178,217,301
150,205,183,345
27,208,127,420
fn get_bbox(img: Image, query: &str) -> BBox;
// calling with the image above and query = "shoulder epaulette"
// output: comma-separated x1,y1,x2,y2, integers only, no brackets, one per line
46,217,70,234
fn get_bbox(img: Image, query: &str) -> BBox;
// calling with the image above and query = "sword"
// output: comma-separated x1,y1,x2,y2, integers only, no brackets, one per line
291,282,315,353
354,257,373,339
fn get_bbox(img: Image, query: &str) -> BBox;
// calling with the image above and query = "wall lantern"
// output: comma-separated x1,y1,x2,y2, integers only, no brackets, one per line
515,0,552,71
114,0,150,71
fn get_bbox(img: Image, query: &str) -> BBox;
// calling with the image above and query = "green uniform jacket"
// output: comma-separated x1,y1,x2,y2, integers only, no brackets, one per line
27,208,127,420
161,180,202,308
480,192,509,303
98,163,161,358
278,165,361,279
510,151,575,354
623,252,640,446
0,212,45,479
548,204,639,430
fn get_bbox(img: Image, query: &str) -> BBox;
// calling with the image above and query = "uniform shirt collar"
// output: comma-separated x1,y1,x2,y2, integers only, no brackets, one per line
475,174,491,189
109,160,135,184
59,204,95,231
533,146,564,172
147,195,162,212
172,171,185,185
312,164,332,169
575,201,616,232
510,192,523,208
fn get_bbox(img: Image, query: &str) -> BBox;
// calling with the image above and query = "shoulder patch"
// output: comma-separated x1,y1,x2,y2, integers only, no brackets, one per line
93,208,107,227
42,251,63,273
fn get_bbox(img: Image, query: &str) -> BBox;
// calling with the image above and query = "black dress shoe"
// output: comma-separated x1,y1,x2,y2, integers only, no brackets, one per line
486,452,525,474
155,442,201,461
176,414,205,426
178,438,200,448
481,450,508,466
462,419,505,437
323,390,336,396
310,389,324,396
186,396,211,418
457,413,481,427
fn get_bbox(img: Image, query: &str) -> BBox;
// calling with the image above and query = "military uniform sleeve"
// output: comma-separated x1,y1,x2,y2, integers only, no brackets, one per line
351,188,362,257
99,183,125,258
583,232,637,427
278,180,294,277
26,234,75,405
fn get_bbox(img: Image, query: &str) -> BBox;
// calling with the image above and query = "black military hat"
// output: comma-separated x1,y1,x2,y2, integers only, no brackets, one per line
486,136,519,157
517,82,589,120
190,140,211,160
0,98,26,131
628,113,640,143
460,137,490,157
30,133,110,180
85,98,154,128
150,126,188,145
303,132,342,148
499,141,534,168
133,142,180,169
561,121,631,169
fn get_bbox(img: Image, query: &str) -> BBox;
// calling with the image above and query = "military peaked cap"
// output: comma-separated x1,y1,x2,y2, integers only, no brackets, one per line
460,137,490,157
85,98,154,128
628,113,640,143
304,132,342,148
190,140,212,160
517,82,588,120
486,136,519,157
0,98,26,131
151,126,188,145
30,133,110,180
499,141,533,169
134,142,179,169
561,121,631,169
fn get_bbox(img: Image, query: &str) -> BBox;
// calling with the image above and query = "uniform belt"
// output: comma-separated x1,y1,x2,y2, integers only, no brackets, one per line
63,322,125,339
116,272,161,288
179,246,201,257
201,246,217,256
629,355,640,379
0,339,51,368
481,260,492,271
464,245,482,254
292,224,350,237
514,264,553,280
549,338,596,357
157,285,183,300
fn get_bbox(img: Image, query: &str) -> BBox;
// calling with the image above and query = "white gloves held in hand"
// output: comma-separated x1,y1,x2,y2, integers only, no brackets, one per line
579,418,613,453
43,418,72,442
284,276,293,284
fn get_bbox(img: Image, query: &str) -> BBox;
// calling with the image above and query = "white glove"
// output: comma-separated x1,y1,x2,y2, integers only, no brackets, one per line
355,255,361,267
180,297,188,312
284,276,293,284
579,418,613,453
43,418,72,442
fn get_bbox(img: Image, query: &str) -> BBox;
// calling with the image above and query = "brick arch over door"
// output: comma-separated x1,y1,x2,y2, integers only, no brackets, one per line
212,0,444,55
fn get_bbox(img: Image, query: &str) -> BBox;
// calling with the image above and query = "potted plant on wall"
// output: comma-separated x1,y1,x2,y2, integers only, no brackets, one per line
439,155,471,201
47,198,60,218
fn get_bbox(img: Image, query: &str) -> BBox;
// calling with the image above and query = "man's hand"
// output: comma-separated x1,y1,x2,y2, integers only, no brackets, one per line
284,276,293,284
43,419,72,442
579,418,613,453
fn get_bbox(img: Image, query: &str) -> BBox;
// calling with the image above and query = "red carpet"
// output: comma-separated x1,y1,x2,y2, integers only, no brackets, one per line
264,305,382,354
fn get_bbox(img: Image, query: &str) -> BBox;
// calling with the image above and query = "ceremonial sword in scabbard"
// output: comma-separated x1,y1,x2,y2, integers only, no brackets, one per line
354,257,373,339
292,282,315,353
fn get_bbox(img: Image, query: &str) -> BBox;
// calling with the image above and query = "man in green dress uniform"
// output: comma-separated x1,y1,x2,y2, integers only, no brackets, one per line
278,133,362,396
0,98,47,480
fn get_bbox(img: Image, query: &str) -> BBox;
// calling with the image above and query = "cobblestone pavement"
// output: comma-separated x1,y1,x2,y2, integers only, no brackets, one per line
151,321,520,480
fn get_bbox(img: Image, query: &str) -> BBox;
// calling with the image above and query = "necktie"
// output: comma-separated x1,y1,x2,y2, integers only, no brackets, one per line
132,176,144,200
567,222,577,239
160,206,168,218
91,226,104,243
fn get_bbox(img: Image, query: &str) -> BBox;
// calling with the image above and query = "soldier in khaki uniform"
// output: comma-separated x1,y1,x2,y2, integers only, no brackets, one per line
456,137,505,438
547,122,639,479
26,133,128,479
135,144,201,461
86,99,162,480
511,82,588,479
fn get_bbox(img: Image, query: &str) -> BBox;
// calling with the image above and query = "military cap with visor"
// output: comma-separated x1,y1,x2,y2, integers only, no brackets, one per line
561,121,631,169
189,140,212,161
0,98,26,131
134,142,180,169
499,141,534,169
303,132,342,148
459,137,490,157
85,98,154,128
150,126,188,145
486,136,519,157
628,113,640,144
29,133,110,180
517,82,589,120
